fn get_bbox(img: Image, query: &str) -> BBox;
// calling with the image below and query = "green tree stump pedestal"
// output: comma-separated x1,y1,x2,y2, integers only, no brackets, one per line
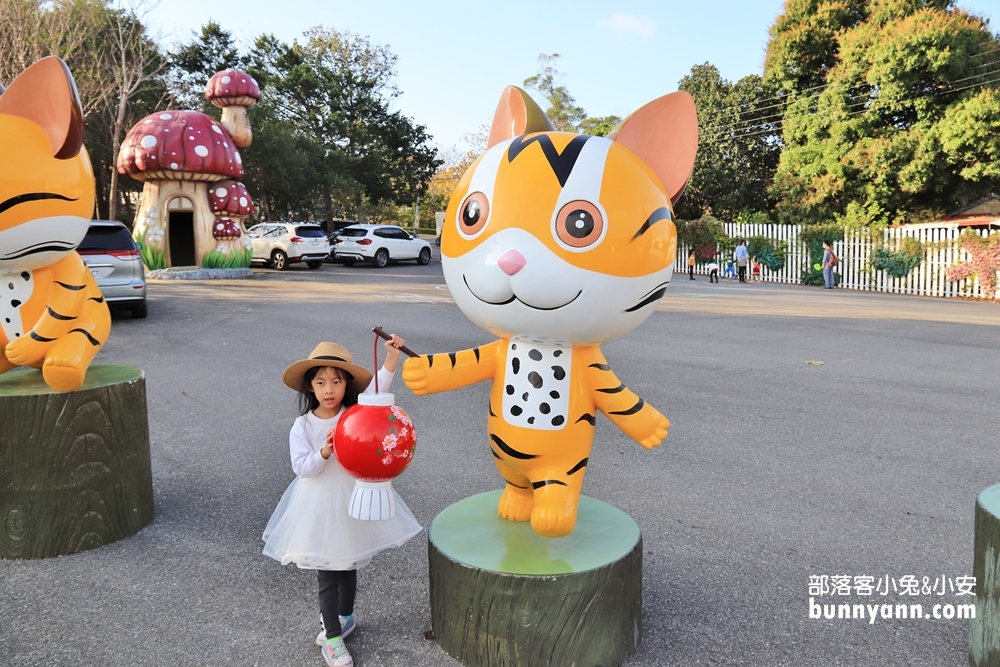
970,484,1000,666
428,491,642,667
0,365,153,559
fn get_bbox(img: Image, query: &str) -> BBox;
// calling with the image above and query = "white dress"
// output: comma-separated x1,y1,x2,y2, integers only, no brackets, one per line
262,370,422,570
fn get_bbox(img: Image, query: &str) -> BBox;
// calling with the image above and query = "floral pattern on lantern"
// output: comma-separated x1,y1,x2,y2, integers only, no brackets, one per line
334,393,417,520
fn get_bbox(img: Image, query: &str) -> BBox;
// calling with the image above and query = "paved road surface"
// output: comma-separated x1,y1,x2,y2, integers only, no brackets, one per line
3,260,999,666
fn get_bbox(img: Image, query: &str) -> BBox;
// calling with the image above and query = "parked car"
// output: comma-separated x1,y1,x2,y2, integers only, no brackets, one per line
78,220,147,318
247,222,330,270
333,224,432,268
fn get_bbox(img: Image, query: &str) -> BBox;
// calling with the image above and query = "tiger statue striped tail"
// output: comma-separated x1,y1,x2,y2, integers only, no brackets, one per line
0,57,110,392
403,86,698,537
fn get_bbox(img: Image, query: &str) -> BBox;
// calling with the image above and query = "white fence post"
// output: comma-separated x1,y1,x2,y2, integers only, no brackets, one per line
675,219,995,299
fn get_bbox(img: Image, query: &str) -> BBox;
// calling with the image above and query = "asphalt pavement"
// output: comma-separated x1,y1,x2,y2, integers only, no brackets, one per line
3,259,999,667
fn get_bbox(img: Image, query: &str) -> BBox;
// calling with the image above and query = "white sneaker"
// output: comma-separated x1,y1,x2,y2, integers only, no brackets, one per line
322,638,353,667
316,615,357,645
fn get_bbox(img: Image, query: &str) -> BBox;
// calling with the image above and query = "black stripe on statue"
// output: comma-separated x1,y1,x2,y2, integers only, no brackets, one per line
610,398,645,416
507,135,590,188
532,479,568,489
566,458,589,475
490,433,537,459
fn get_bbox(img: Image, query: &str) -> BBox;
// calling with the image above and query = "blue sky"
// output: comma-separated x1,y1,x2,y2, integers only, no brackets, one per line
146,1,997,153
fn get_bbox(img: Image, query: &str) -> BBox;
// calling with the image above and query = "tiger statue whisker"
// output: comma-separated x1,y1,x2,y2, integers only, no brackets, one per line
0,57,110,392
403,86,698,537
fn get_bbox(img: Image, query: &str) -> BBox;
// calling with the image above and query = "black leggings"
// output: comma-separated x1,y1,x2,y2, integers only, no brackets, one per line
318,569,357,639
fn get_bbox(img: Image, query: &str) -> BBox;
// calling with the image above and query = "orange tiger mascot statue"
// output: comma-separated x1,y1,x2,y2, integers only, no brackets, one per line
403,86,698,537
0,57,110,392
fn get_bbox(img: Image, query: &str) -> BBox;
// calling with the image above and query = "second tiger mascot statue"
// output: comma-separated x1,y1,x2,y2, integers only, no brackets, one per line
403,86,698,538
0,57,110,392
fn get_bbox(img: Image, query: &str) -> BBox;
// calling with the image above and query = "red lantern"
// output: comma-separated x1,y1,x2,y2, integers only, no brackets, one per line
334,393,416,520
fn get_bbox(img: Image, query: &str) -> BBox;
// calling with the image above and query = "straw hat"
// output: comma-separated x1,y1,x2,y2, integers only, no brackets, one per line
281,342,373,391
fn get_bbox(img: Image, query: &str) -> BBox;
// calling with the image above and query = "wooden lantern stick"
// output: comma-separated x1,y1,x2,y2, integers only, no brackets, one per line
372,326,418,358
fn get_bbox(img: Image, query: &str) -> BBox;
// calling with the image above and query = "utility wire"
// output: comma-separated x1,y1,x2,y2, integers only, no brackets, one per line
698,71,1000,146
704,64,1000,140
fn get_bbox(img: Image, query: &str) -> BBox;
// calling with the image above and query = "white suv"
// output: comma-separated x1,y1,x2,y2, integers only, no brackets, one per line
334,224,432,268
247,222,330,270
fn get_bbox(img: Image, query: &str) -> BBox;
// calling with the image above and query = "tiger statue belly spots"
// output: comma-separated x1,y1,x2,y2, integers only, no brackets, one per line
403,86,698,537
0,58,110,392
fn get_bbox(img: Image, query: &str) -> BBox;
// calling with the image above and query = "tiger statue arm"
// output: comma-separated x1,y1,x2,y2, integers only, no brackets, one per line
5,253,93,367
402,339,501,395
582,347,669,449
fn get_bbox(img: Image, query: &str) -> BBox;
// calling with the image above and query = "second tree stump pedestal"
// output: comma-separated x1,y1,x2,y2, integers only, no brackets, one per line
970,484,1000,666
0,365,154,559
428,490,642,667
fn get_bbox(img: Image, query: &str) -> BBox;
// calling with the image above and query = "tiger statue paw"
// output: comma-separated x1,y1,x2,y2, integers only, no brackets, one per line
530,484,580,538
497,484,534,522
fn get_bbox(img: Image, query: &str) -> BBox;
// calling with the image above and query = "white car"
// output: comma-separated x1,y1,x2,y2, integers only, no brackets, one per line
247,222,330,270
334,224,432,268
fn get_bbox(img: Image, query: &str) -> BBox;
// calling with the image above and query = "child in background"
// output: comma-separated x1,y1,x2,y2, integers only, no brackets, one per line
263,336,420,667
752,260,761,280
706,261,719,283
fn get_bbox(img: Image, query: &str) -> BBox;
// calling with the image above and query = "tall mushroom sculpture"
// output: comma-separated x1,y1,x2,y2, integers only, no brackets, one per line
206,69,259,148
117,68,260,270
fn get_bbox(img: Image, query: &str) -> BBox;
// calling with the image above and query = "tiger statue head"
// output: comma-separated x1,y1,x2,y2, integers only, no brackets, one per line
0,57,94,271
441,86,697,346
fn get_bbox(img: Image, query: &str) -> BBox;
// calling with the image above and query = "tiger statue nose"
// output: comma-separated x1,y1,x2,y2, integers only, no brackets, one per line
498,249,527,276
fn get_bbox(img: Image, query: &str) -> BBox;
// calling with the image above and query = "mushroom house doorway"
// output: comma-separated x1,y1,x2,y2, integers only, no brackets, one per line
169,211,196,267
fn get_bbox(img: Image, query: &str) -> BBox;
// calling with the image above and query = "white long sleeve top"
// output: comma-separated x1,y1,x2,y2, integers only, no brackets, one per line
289,367,395,478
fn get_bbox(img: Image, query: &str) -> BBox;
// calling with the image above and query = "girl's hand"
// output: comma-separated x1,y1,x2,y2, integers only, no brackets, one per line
383,334,405,372
321,428,334,459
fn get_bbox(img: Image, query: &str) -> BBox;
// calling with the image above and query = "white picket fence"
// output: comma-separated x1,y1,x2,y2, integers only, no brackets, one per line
677,221,997,299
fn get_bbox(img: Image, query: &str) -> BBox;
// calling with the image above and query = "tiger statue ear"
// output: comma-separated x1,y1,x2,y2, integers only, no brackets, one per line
0,56,84,159
606,91,698,206
487,85,555,149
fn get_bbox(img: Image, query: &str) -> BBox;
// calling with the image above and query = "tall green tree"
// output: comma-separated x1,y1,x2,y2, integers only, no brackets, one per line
247,28,440,219
765,0,1000,225
676,63,781,220
523,53,586,131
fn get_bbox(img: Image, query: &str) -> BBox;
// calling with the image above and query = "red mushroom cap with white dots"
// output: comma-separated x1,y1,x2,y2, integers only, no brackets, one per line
205,69,261,109
117,110,243,182
212,217,242,240
207,180,255,217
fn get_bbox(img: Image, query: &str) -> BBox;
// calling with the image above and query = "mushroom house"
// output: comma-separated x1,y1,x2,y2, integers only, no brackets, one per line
117,68,260,269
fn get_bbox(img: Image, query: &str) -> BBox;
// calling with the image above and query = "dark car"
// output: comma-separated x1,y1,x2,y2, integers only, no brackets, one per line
78,221,147,318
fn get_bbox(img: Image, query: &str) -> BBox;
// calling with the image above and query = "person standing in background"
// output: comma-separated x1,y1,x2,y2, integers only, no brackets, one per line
735,240,749,283
687,249,696,280
822,241,837,290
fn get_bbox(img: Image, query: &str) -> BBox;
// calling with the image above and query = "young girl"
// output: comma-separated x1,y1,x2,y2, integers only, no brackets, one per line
263,336,421,667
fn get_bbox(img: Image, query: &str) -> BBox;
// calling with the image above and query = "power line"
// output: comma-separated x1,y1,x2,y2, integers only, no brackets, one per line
703,64,1000,141
698,71,1000,146
709,63,1000,136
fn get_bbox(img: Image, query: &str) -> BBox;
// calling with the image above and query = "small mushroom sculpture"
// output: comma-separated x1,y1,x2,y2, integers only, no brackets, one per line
206,180,255,266
205,69,260,148
212,218,242,240
117,67,259,270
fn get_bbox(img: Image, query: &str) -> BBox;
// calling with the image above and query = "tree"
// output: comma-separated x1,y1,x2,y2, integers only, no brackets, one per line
676,63,781,220
578,115,621,137
100,1,168,222
764,0,1000,226
167,21,243,112
0,0,168,221
523,53,586,131
246,28,440,219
